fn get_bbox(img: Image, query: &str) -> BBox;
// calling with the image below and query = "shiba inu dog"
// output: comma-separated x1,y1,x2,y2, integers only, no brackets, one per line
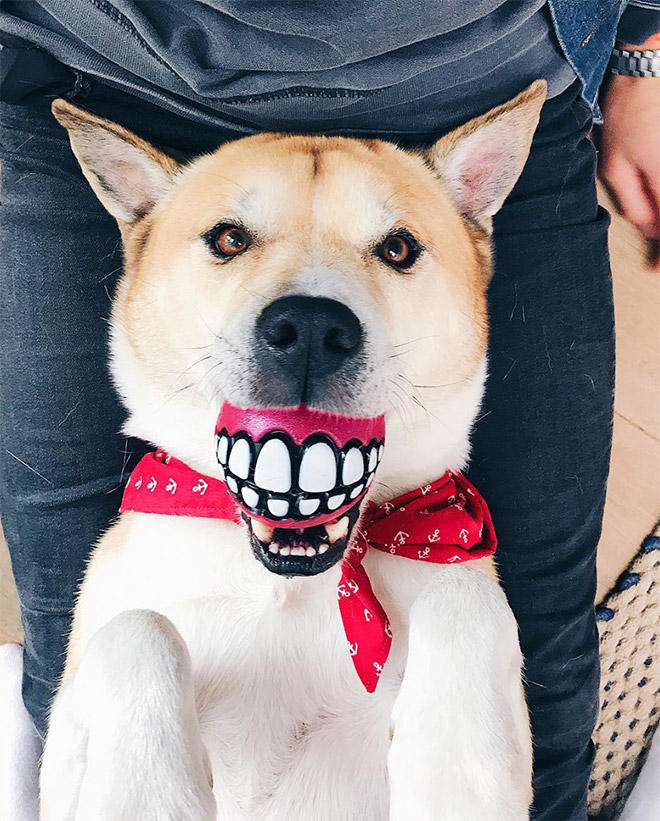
41,80,546,821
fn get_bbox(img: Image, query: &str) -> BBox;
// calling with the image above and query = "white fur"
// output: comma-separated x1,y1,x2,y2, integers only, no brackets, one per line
40,388,531,820
41,92,547,819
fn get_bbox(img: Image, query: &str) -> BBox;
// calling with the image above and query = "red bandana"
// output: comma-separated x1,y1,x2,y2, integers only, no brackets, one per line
121,451,497,692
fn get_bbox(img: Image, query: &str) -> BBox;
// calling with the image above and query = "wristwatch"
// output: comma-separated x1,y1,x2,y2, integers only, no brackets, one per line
609,46,660,77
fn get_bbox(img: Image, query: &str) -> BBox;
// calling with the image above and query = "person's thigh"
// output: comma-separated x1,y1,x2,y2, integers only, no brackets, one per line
0,98,147,735
467,86,614,820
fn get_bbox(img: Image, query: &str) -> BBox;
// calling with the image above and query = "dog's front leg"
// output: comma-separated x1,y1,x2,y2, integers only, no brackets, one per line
40,609,215,821
388,566,532,821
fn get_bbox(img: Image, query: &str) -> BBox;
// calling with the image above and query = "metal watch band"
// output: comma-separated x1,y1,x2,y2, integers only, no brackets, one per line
609,46,660,77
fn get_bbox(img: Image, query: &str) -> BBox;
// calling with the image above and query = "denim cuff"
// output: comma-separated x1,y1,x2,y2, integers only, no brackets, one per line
617,2,660,46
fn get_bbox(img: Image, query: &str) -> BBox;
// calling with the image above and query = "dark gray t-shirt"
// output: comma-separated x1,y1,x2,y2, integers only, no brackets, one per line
1,0,575,134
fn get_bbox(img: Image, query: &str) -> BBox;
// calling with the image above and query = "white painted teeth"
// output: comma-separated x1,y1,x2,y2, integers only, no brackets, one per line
241,486,259,508
217,434,229,465
342,447,364,485
298,497,320,516
279,545,291,556
254,438,291,492
291,546,306,557
267,498,289,518
217,427,384,522
327,493,345,511
228,437,251,480
319,543,329,554
298,442,337,492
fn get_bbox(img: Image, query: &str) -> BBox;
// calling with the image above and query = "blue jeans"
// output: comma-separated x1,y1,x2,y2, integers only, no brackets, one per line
0,76,613,820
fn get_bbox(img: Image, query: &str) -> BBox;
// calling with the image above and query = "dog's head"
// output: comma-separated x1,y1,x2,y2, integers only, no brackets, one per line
53,83,544,576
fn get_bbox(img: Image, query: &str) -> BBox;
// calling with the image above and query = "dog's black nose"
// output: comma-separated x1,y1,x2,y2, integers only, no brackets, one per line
255,296,363,383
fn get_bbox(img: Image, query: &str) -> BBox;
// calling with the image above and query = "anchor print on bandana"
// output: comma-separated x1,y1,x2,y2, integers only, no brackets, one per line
122,452,497,692
337,470,497,691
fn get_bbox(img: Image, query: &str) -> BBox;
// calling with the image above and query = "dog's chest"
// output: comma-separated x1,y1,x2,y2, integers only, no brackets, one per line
182,592,398,819
81,513,439,819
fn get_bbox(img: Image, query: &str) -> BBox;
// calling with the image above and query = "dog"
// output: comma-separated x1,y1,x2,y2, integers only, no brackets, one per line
40,80,546,821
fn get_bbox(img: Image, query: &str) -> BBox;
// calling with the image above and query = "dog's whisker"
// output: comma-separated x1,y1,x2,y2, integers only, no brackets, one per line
156,383,196,408
393,334,444,349
239,284,270,302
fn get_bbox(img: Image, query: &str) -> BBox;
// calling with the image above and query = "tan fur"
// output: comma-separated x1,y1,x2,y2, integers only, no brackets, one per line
50,89,545,683
42,88,545,820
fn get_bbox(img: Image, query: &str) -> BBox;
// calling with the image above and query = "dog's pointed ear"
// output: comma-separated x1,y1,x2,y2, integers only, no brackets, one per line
52,99,179,225
423,81,546,231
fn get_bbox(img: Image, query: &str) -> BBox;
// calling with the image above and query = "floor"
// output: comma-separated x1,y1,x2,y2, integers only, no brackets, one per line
1,187,659,644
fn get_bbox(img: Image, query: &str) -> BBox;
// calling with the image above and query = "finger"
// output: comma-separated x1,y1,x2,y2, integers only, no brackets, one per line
645,239,660,273
640,173,660,240
601,159,657,232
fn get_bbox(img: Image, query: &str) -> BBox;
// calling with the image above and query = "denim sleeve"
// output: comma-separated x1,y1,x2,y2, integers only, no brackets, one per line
617,1,660,44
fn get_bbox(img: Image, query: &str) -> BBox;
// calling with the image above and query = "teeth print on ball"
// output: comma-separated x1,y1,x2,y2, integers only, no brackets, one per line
216,434,229,465
215,428,384,523
241,486,259,508
254,438,291,492
299,442,336,492
299,498,320,516
228,437,251,480
267,498,289,517
342,447,364,485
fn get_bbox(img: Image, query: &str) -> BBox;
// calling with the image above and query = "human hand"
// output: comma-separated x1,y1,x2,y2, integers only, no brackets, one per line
598,67,660,271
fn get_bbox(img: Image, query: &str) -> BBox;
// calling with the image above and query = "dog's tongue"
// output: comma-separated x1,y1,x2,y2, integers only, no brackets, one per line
215,402,385,528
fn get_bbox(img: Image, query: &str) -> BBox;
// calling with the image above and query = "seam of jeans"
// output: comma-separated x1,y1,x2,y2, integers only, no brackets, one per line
20,669,59,687
581,0,623,47
18,602,78,617
218,84,386,105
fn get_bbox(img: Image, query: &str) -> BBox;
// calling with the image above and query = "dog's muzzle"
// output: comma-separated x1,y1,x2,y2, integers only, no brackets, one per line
215,402,384,575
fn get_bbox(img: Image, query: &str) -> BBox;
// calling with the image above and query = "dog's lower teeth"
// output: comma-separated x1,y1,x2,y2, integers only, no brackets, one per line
269,543,280,554
324,517,349,544
319,543,329,554
279,546,291,556
306,547,316,557
291,546,306,557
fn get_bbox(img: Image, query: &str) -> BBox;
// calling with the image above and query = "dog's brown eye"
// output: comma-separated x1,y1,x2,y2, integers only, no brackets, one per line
376,230,422,271
206,224,251,259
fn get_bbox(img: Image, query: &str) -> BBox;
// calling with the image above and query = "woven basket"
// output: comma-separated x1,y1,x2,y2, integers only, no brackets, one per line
588,528,660,819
